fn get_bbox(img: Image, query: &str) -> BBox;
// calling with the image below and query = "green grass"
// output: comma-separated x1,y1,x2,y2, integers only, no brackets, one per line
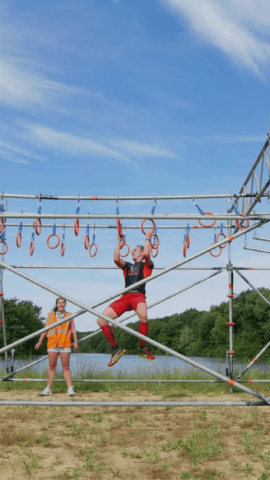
162,419,222,465
1,359,270,397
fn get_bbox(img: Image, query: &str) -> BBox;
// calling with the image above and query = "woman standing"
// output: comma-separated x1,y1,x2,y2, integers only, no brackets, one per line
35,297,78,396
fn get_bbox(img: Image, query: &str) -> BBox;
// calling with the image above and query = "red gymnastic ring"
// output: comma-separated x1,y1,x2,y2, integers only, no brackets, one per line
116,219,123,238
198,212,216,228
47,234,60,249
186,232,190,249
183,241,187,258
89,243,98,257
29,241,35,256
16,232,22,248
74,219,79,236
151,234,160,250
209,243,222,257
216,232,227,249
120,243,130,258
236,213,249,230
34,218,42,235
0,240,8,255
84,234,90,250
60,242,65,257
0,218,4,233
141,219,156,235
151,245,159,258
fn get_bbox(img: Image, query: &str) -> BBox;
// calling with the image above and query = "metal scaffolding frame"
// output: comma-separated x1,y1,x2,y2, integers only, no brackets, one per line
2,138,270,405
1,220,270,406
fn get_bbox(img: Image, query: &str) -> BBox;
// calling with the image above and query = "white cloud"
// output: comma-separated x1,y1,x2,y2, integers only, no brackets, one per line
0,149,28,165
160,0,270,75
0,54,87,110
27,125,133,163
109,139,178,159
26,124,177,163
0,139,42,161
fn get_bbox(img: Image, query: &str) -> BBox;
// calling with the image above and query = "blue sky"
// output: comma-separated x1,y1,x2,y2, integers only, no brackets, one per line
2,0,270,332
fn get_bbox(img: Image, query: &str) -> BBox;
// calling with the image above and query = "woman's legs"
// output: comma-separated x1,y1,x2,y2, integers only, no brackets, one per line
59,352,72,388
47,352,59,388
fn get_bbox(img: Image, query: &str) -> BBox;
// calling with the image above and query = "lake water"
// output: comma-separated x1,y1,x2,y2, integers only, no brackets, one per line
1,354,269,378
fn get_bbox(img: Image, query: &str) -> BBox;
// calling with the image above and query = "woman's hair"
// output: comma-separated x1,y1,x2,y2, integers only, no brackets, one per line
53,297,66,312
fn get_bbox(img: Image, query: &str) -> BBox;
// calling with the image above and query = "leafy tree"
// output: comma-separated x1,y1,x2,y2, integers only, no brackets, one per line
0,298,46,356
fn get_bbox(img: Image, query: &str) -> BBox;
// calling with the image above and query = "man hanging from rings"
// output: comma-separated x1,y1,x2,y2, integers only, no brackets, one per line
97,231,155,367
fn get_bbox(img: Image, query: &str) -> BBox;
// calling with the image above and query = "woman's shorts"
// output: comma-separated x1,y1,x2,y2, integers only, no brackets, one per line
47,346,71,353
109,293,146,317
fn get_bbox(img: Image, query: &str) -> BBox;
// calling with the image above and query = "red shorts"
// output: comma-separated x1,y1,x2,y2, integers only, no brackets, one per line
109,293,146,317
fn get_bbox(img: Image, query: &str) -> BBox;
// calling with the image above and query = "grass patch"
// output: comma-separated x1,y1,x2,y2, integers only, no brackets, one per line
162,419,222,465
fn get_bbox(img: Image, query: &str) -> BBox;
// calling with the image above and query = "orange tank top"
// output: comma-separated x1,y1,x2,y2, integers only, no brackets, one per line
47,311,72,349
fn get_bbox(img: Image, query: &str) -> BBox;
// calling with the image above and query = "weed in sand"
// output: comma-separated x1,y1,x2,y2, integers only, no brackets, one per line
175,419,222,465
0,427,30,446
122,448,142,459
91,411,103,423
162,463,168,472
36,434,51,447
201,410,207,420
251,409,259,420
84,449,106,472
162,438,182,452
21,453,42,476
180,471,192,480
205,471,222,479
145,449,159,464
127,416,138,427
243,431,258,455
67,421,78,432
65,468,83,479
258,473,270,480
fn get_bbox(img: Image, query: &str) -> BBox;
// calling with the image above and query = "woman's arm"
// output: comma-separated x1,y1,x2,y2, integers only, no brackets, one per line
34,317,49,350
70,318,78,352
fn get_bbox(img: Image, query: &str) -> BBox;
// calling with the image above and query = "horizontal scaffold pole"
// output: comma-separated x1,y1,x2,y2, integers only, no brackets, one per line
0,193,266,201
0,401,266,407
9,266,270,271
244,246,270,254
8,378,270,384
10,266,225,270
3,223,231,229
0,213,268,220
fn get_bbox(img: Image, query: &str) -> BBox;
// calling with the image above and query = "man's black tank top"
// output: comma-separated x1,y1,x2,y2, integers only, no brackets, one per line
122,261,154,294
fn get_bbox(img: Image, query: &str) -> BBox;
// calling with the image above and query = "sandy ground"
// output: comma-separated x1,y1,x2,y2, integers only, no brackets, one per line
0,389,270,480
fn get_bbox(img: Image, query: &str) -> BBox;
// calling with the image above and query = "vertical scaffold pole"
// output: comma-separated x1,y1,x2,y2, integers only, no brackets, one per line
227,218,235,393
0,242,9,374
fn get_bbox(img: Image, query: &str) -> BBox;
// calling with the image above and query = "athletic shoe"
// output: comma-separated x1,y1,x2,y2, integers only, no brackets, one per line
108,347,126,367
40,386,52,396
138,348,155,361
67,386,75,396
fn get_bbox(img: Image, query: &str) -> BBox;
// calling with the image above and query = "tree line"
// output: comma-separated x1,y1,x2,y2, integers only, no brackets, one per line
1,288,270,359
78,288,270,359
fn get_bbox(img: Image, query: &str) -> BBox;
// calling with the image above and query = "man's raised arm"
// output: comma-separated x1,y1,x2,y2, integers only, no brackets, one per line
114,236,126,268
143,231,153,267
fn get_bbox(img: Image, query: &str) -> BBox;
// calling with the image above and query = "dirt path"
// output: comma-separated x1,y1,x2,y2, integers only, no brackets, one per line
0,390,269,480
